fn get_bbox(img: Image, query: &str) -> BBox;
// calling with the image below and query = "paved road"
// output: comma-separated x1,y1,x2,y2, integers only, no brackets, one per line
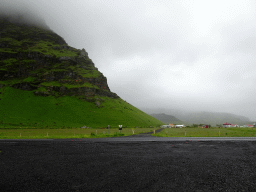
2,136,256,143
92,136,256,142
2,134,256,191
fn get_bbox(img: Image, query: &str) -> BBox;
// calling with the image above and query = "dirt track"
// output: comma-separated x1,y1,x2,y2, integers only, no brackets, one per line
1,137,256,191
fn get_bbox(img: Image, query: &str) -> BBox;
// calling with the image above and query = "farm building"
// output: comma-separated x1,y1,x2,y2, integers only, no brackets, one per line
230,124,239,127
243,124,254,128
169,124,175,127
175,125,185,128
202,125,209,128
223,122,231,128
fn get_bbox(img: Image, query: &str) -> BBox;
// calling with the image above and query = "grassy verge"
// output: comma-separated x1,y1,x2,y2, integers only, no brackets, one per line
154,127,256,137
0,128,160,139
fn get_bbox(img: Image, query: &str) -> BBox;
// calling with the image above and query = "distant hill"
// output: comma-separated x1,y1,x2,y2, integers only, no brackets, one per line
150,113,184,124
0,13,163,128
141,108,251,126
177,111,251,126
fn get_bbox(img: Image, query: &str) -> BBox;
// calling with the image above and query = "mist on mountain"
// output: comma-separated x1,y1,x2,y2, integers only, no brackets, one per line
0,2,49,30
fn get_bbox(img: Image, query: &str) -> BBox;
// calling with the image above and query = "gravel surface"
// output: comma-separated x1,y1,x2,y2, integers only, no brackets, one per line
1,136,256,191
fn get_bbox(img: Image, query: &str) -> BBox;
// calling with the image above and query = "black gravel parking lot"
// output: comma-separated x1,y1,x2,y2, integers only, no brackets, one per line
1,137,256,191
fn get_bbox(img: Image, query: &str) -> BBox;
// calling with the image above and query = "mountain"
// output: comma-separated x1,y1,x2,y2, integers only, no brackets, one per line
150,113,184,124
176,111,251,126
140,108,251,126
0,14,163,128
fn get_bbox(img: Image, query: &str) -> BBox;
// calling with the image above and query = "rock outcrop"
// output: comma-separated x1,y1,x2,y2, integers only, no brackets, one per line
0,15,119,99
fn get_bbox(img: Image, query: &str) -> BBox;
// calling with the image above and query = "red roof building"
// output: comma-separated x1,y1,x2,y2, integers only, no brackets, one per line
230,124,239,127
223,122,231,128
169,124,175,127
244,124,254,128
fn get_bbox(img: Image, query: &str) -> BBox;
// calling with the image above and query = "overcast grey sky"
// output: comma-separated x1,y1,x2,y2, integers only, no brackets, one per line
2,0,256,120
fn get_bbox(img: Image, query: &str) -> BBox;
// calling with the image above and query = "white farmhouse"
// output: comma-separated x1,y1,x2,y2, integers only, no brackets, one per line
175,125,185,128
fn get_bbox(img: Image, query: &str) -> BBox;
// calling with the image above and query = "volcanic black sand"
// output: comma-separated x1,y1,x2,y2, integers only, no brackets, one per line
1,134,256,191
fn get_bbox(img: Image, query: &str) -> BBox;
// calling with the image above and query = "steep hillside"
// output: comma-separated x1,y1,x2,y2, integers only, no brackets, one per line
141,107,250,126
150,113,184,124
0,15,162,128
180,111,251,126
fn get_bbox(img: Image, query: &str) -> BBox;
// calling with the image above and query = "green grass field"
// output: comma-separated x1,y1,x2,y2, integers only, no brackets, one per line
155,127,256,137
2,127,255,139
0,128,159,139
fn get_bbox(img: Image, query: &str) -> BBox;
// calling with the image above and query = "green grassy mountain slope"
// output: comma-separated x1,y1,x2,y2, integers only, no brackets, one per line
0,15,162,128
150,113,184,125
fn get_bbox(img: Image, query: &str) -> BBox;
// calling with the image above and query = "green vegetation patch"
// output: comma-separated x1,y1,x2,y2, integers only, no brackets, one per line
155,127,256,137
68,65,101,78
2,79,22,86
0,81,6,85
0,128,160,139
1,58,18,64
23,77,36,83
80,70,101,78
39,81,97,89
0,37,23,46
28,41,78,57
63,82,98,89
41,81,61,87
37,86,48,92
0,48,17,53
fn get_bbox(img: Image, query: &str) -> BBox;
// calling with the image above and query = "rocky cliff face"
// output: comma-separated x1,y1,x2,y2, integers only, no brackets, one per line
0,16,118,99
